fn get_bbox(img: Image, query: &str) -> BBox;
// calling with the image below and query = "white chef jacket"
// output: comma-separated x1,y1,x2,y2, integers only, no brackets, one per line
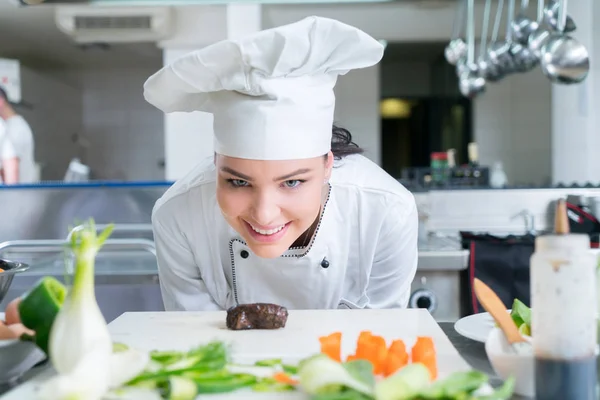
3,115,36,183
152,154,418,311
0,121,17,179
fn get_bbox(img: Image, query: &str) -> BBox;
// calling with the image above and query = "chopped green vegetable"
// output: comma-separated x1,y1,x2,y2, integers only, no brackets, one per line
374,363,431,400
283,364,299,375
313,388,374,400
195,373,257,393
298,354,375,397
255,358,282,367
511,299,531,329
157,376,198,400
496,298,532,335
113,342,129,353
418,370,488,399
252,377,296,392
342,360,376,390
473,377,515,400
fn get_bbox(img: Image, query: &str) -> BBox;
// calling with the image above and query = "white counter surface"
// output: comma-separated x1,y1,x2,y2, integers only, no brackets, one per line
1,309,472,399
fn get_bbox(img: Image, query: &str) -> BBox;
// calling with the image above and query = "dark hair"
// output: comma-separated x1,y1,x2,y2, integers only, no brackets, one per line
0,86,7,101
329,125,364,160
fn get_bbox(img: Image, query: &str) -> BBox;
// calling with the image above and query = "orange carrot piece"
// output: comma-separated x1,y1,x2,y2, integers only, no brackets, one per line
383,350,409,377
273,372,298,385
383,339,409,377
370,334,388,375
319,332,342,362
411,336,437,380
346,354,358,362
388,339,407,355
355,331,373,359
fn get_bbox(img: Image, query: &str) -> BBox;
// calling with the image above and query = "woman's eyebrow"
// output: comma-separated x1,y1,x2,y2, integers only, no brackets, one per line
275,168,312,181
220,167,252,181
219,167,312,182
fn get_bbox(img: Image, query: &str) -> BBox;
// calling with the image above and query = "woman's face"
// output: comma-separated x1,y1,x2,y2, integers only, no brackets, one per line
215,152,333,259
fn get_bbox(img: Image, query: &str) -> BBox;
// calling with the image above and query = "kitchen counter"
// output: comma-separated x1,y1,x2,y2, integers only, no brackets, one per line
418,234,469,271
0,311,527,399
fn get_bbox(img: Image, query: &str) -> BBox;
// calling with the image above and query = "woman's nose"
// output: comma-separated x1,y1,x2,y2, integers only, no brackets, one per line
251,192,280,226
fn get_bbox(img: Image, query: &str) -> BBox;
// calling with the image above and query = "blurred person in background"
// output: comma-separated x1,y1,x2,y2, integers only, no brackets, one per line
0,120,18,184
0,86,36,183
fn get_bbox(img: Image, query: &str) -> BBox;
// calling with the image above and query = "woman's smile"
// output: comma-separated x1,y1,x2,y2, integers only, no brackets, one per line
243,220,291,244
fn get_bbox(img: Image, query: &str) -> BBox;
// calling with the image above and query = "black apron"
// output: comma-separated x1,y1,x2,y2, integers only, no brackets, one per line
460,232,535,315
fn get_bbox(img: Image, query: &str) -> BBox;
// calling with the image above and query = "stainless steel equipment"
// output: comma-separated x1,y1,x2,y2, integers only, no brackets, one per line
412,234,469,322
0,182,169,322
0,259,29,304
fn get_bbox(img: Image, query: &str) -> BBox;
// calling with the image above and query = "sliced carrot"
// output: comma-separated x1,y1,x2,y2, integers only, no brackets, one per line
355,331,373,359
272,372,298,385
383,350,409,377
411,336,437,380
388,339,407,355
383,339,409,377
346,354,359,362
319,332,342,362
370,334,388,375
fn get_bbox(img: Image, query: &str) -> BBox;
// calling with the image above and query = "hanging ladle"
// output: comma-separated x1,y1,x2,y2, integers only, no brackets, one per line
528,0,551,58
478,0,502,82
445,0,468,66
511,0,539,44
486,0,514,76
540,0,589,84
508,0,539,72
459,0,486,98
543,0,576,33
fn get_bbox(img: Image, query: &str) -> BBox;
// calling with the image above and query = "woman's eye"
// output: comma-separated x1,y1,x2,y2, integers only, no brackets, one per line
283,180,303,188
228,179,249,187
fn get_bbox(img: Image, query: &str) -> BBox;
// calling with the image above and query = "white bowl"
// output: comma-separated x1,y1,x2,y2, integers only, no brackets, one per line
484,327,535,398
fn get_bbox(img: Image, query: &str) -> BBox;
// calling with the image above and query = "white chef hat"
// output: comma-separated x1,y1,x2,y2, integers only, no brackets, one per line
143,16,384,161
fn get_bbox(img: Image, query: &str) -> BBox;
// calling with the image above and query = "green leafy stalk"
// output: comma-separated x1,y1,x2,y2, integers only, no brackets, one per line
68,219,113,302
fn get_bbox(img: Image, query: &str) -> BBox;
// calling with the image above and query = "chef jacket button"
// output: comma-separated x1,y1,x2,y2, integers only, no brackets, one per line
320,258,329,268
240,250,249,259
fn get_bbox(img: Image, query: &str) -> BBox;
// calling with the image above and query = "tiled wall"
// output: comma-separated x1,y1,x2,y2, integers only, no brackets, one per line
474,71,553,187
80,67,164,181
19,66,82,180
20,65,164,181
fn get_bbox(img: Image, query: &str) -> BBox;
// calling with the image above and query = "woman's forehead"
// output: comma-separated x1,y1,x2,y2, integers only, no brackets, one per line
216,154,323,179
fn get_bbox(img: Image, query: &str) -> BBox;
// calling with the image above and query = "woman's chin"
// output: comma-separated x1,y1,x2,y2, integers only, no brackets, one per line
244,234,296,259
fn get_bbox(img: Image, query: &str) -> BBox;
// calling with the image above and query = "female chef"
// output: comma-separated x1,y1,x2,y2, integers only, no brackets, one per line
143,16,419,312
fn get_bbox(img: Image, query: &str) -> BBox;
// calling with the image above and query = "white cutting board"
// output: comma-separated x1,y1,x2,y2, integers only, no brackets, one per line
0,309,472,399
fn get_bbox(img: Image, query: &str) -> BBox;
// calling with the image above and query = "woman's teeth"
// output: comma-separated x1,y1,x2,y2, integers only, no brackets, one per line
250,224,285,235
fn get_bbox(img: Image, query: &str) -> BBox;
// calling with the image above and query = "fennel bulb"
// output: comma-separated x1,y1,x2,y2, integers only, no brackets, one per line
41,220,115,400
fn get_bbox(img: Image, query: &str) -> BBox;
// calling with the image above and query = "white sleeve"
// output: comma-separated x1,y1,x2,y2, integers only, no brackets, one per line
366,198,419,309
0,126,16,159
152,212,223,312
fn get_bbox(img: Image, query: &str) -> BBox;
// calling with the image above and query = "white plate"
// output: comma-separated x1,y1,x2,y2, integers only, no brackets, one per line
454,310,512,343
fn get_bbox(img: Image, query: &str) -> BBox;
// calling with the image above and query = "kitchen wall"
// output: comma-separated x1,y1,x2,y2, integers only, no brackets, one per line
474,71,553,187
16,63,164,181
18,66,81,180
80,67,164,181
333,66,381,165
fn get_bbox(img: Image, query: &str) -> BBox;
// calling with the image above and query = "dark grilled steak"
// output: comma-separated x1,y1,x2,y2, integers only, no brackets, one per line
226,303,289,330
